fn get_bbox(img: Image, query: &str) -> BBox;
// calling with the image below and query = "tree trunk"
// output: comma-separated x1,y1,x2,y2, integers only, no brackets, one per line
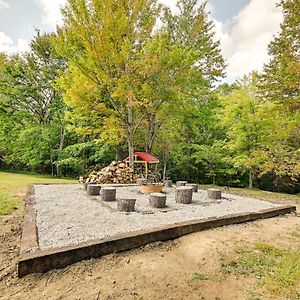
56,123,65,177
163,160,167,181
249,168,254,188
126,106,134,168
115,146,122,161
146,113,155,153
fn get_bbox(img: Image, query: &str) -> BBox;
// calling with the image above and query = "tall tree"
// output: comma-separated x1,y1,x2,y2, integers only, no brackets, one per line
56,0,161,167
259,0,300,111
0,32,67,174
137,0,225,153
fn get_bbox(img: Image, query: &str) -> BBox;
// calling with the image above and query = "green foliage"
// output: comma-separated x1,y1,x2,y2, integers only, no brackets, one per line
259,0,300,111
0,0,299,194
57,142,115,176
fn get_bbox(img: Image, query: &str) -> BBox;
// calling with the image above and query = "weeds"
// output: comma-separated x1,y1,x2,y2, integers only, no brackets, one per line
221,242,300,299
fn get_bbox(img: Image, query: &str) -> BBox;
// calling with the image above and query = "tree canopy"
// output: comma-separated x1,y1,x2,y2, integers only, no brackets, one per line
0,0,299,194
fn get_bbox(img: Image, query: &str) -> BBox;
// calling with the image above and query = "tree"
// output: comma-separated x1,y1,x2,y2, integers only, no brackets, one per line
258,0,300,191
0,32,67,174
163,0,225,85
56,0,162,167
259,0,300,111
136,0,225,154
218,74,267,188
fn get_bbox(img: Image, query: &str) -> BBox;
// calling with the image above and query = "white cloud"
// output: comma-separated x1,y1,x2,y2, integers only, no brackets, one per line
0,0,10,9
35,0,67,28
0,32,30,55
214,0,283,82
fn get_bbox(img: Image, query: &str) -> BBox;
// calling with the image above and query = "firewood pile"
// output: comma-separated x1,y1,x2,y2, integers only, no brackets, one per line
83,161,137,184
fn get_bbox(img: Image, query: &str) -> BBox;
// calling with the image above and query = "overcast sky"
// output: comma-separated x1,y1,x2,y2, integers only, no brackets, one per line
0,0,283,82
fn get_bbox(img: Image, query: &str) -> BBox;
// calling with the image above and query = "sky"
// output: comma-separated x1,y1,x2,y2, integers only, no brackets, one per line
0,0,283,82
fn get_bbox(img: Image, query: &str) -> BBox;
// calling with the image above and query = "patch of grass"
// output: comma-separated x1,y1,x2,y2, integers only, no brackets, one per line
199,184,300,202
192,272,208,280
0,171,77,215
290,228,300,239
221,242,300,299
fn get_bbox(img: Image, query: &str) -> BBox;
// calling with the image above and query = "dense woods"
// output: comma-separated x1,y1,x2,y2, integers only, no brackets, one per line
0,0,299,193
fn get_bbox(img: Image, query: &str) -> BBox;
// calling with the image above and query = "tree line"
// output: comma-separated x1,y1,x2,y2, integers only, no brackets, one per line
0,0,299,193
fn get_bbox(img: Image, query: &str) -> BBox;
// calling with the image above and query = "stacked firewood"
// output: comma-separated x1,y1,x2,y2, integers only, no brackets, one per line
83,161,137,184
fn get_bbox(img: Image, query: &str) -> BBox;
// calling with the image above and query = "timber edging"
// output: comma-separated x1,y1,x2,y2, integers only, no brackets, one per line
18,196,296,277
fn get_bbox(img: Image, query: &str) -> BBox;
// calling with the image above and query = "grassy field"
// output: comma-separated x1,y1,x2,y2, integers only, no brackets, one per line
0,171,77,215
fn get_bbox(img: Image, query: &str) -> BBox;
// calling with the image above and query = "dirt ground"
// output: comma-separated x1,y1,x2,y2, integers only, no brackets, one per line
0,200,299,300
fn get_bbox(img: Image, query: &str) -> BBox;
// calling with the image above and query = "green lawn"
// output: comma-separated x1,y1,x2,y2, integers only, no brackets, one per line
0,171,77,215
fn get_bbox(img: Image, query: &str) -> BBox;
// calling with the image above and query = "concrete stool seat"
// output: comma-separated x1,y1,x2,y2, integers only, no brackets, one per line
164,180,172,188
149,193,167,208
207,188,221,199
117,198,136,212
100,187,116,201
175,186,193,204
136,178,148,186
87,184,101,196
187,183,198,192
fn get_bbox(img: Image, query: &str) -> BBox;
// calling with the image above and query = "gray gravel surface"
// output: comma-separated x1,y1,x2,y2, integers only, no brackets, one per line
34,184,281,250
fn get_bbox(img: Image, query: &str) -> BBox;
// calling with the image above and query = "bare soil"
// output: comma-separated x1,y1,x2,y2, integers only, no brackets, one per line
0,200,299,300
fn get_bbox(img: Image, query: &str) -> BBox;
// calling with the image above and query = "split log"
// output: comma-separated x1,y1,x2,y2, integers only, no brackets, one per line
100,187,116,202
207,188,221,199
175,186,193,204
117,198,136,212
187,183,198,192
164,180,172,188
87,184,101,196
176,181,187,187
149,193,167,208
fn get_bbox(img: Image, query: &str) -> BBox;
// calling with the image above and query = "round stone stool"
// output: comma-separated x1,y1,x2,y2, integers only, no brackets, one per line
187,183,198,192
149,193,167,208
175,186,193,204
117,198,136,212
176,181,187,187
164,180,172,188
136,178,148,186
100,187,116,201
87,184,101,196
207,188,221,199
